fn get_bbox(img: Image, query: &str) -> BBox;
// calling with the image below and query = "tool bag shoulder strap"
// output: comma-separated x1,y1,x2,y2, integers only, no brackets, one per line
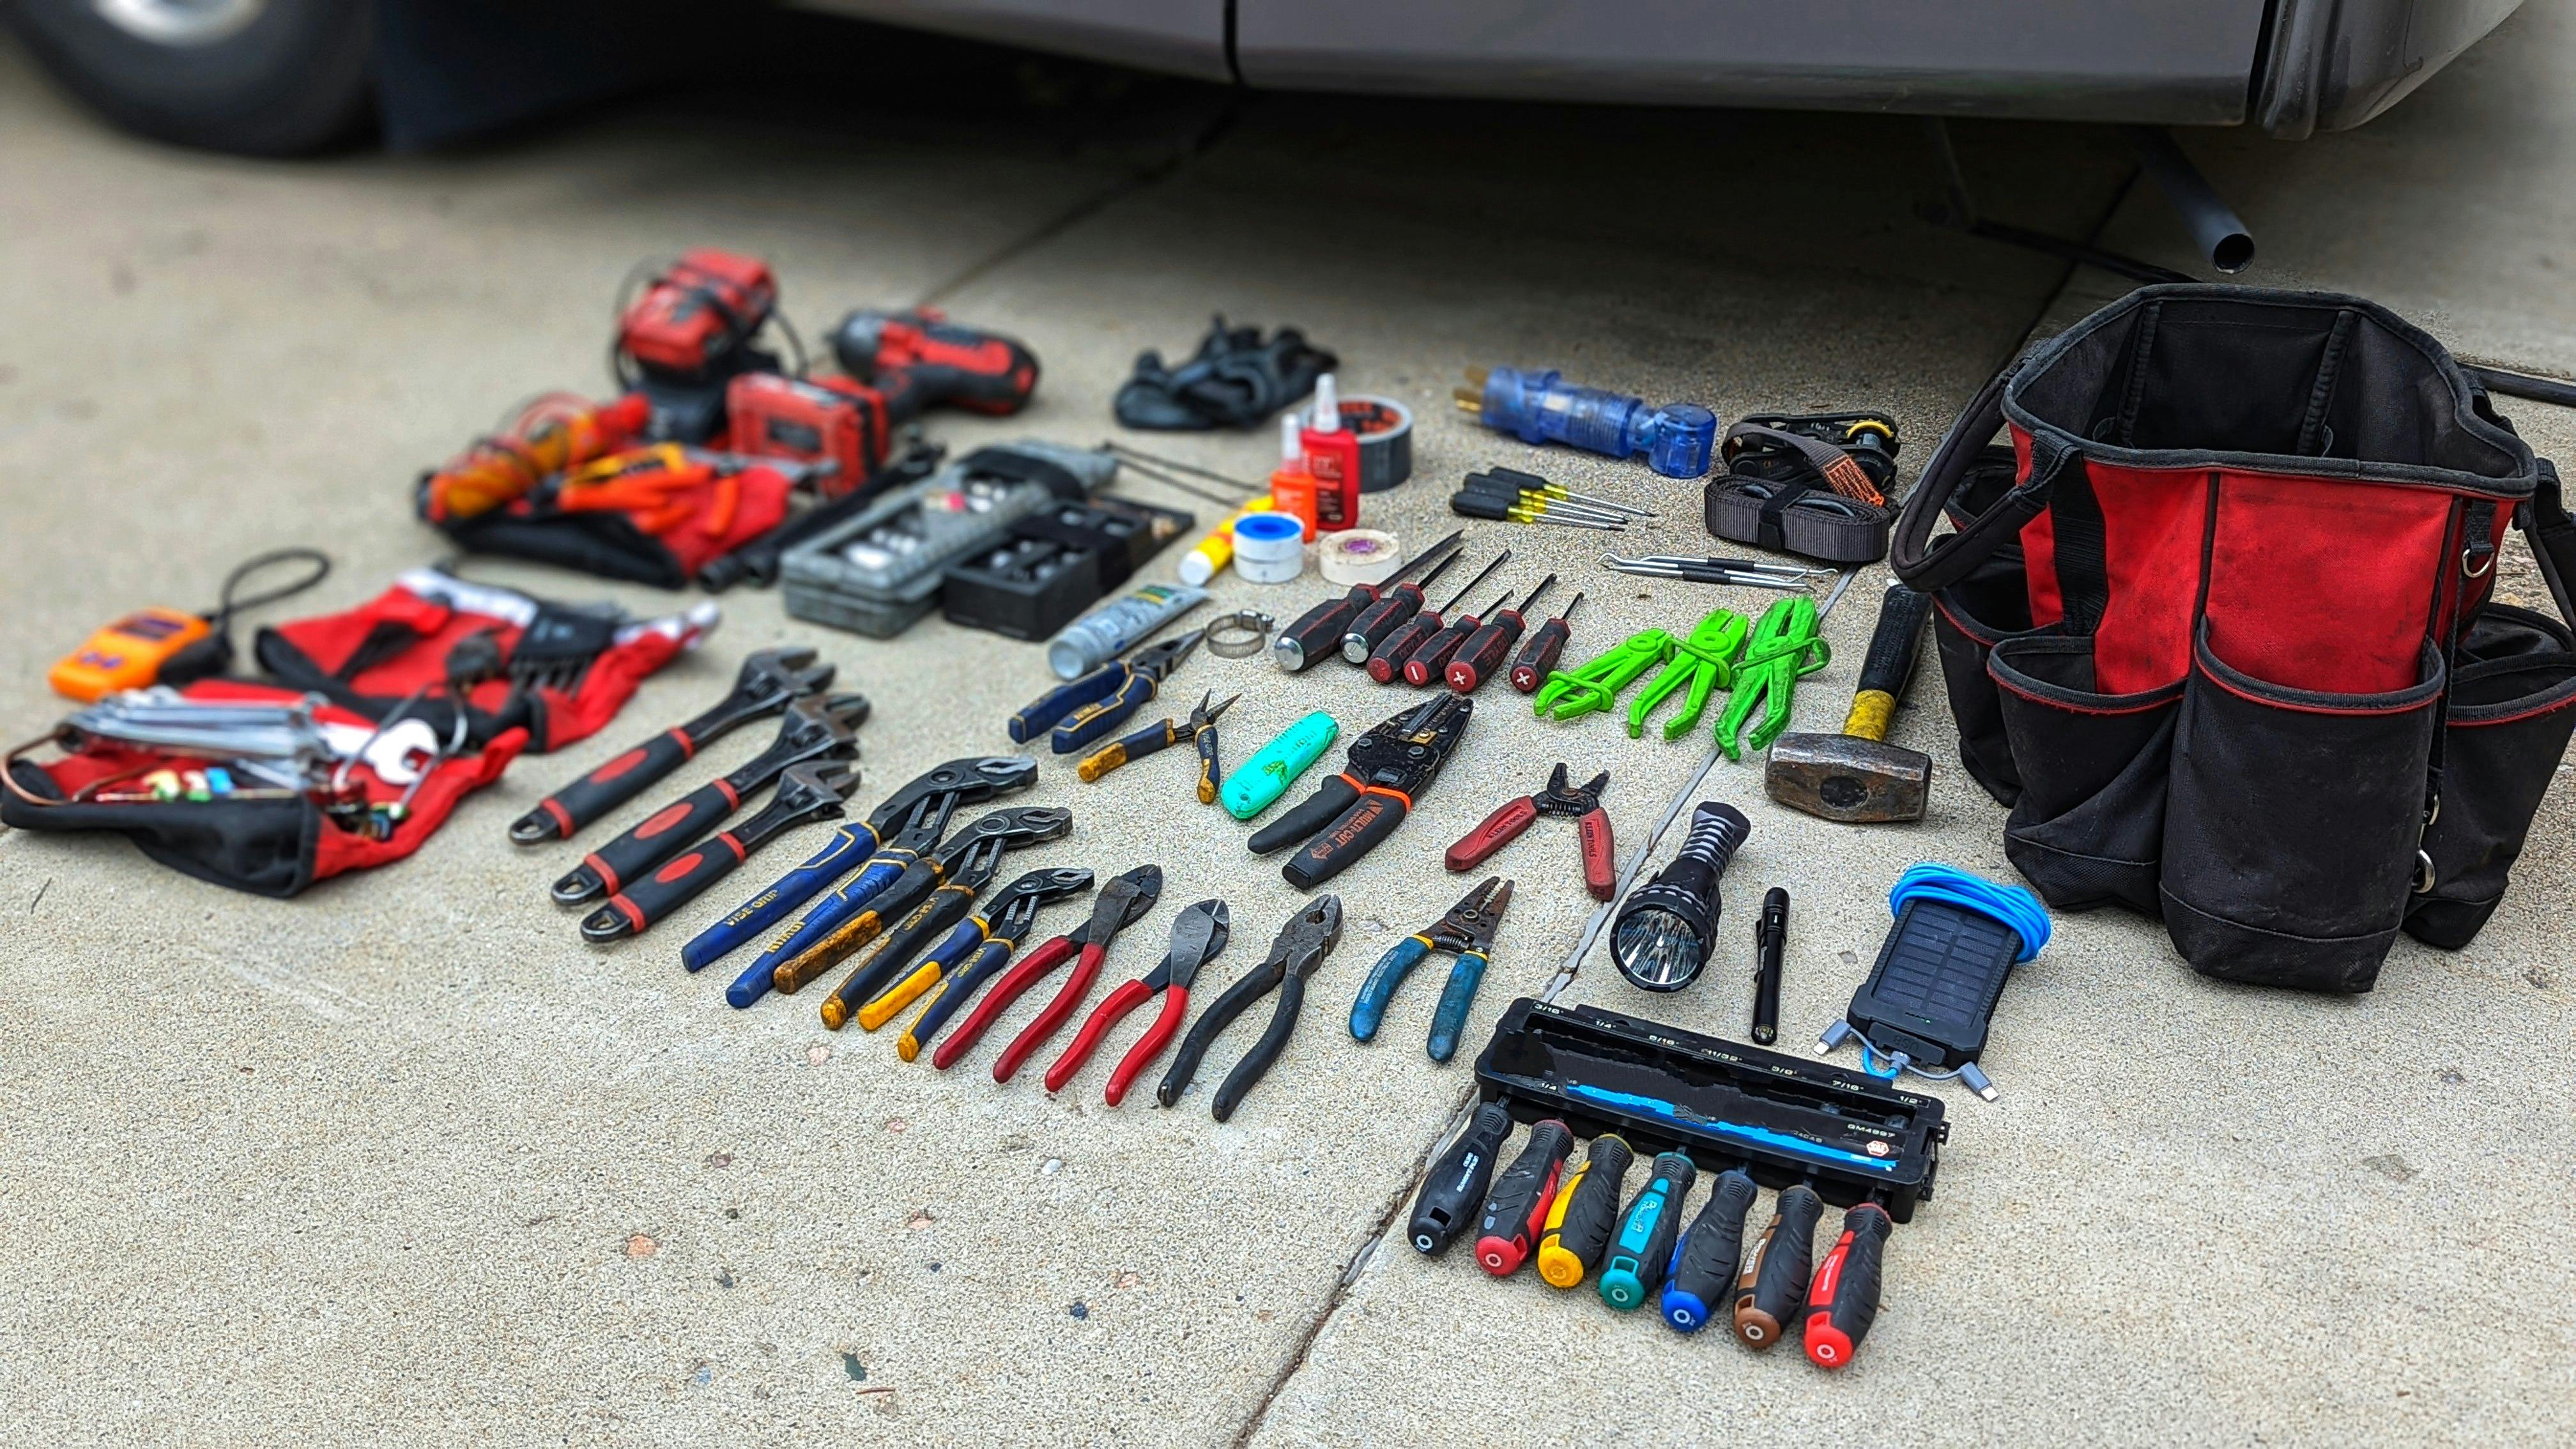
1890,284,2570,993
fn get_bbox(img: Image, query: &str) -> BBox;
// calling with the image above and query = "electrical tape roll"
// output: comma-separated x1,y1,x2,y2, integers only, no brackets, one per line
1340,396,1414,493
1317,530,1404,586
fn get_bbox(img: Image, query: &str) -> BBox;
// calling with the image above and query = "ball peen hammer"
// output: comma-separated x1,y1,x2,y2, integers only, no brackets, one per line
1762,584,1934,822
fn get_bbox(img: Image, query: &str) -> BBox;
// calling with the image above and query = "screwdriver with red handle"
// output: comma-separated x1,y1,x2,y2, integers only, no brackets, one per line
1340,549,1465,664
1803,1200,1894,1369
1270,530,1462,671
1508,592,1584,693
1404,587,1514,686
1365,552,1506,683
1445,574,1555,693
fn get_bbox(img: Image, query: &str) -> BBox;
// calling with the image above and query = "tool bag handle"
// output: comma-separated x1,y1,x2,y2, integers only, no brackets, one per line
1889,362,2079,595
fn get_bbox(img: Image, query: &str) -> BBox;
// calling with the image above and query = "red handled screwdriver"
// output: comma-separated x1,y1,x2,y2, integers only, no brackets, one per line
1271,530,1463,671
1803,1201,1894,1369
1404,588,1514,686
1365,553,1507,683
1473,1119,1574,1276
1508,592,1584,693
1340,549,1466,664
1445,574,1555,693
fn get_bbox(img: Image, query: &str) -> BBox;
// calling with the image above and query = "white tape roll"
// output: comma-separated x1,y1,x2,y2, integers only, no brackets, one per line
1317,530,1405,586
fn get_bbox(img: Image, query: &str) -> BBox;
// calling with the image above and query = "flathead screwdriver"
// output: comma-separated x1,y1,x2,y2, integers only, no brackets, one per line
1365,553,1506,682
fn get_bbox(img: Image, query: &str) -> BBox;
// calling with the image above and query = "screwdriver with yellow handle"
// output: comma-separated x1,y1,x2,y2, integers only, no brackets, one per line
1535,1134,1633,1288
1076,691,1238,784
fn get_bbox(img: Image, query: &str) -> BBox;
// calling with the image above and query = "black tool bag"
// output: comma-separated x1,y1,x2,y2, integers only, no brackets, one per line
1894,285,2576,993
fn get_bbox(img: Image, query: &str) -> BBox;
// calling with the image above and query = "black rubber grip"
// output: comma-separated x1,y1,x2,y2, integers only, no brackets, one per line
1247,776,1358,855
1275,592,1368,672
1473,1119,1574,1276
1342,586,1426,664
1508,618,1570,693
582,781,741,898
1367,613,1441,682
519,728,693,842
1444,612,1524,693
1802,1202,1893,1370
1409,1102,1515,1255
1211,972,1304,1123
1855,584,1934,701
585,833,747,942
1402,615,1480,686
1733,1183,1823,1349
824,886,972,1031
1665,1168,1759,1332
1536,1134,1632,1287
1283,791,1407,889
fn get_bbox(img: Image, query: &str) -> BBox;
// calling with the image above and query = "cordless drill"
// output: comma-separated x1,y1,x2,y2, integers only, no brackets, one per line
616,249,785,443
830,309,1039,424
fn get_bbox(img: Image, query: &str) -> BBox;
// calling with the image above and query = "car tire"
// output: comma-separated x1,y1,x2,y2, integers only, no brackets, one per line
8,0,374,156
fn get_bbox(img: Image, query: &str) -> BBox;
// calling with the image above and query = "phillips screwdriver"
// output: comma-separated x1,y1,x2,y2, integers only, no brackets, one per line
1271,529,1463,671
1463,466,1655,519
1449,492,1627,530
1535,1133,1632,1289
1598,1151,1696,1310
1339,549,1466,664
1507,591,1584,693
1732,1182,1823,1349
1404,588,1513,687
1409,1102,1515,1255
1803,1200,1894,1369
1364,552,1506,682
1661,1167,1758,1333
1473,1119,1574,1276
1445,574,1554,694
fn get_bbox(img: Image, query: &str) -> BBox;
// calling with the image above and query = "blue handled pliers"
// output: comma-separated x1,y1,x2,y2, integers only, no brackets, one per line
1349,876,1513,1064
1008,629,1206,755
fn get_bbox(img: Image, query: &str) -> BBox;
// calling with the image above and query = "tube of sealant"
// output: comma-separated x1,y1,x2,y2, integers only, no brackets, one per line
1178,496,1278,586
1045,582,1211,680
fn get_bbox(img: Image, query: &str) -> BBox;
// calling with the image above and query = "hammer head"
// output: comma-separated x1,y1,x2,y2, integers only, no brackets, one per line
1763,732,1931,823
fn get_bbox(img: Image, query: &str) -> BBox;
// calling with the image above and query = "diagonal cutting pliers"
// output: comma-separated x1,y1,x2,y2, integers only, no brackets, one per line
1349,877,1513,1064
1045,900,1230,1103
1156,896,1344,1122
1008,629,1206,755
935,866,1164,1077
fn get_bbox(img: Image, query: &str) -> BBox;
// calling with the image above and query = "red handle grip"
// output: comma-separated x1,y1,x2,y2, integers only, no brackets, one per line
518,727,694,841
1577,806,1616,900
1403,617,1479,686
993,942,1104,1083
583,832,747,942
1446,797,1538,871
1104,988,1188,1106
1803,1203,1893,1370
1445,612,1526,693
583,780,741,896
1045,977,1149,1094
931,933,1074,1070
1509,619,1572,693
1367,613,1439,683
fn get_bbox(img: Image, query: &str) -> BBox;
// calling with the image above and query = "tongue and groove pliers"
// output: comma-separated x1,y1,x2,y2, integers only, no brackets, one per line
934,866,1165,1076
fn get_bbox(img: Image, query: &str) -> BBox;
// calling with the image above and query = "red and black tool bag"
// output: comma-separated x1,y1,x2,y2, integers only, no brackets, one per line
1894,285,2575,992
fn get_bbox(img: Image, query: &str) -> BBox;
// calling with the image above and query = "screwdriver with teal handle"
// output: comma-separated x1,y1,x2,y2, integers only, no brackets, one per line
1598,1151,1697,1310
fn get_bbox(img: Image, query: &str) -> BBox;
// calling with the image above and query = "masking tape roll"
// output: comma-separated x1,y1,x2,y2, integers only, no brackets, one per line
1318,529,1405,586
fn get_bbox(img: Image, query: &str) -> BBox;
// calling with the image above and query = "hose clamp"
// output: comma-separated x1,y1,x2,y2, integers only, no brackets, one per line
1205,610,1276,659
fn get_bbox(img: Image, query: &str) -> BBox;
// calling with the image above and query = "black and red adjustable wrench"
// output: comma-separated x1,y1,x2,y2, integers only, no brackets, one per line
579,760,859,944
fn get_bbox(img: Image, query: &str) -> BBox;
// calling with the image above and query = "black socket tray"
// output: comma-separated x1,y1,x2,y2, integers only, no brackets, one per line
1472,997,1947,1222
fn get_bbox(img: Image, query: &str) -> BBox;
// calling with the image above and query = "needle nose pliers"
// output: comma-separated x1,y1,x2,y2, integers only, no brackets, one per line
938,866,1164,1078
1446,764,1616,900
1045,900,1230,1103
1349,877,1513,1064
1076,690,1239,786
1157,896,1344,1122
1009,629,1206,755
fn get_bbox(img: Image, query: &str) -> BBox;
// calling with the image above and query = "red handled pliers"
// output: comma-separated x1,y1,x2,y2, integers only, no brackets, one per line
1445,763,1616,900
930,865,1162,1075
1045,899,1230,1103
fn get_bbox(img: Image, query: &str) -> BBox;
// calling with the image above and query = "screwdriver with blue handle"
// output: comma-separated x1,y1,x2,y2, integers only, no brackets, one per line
1010,629,1206,755
1661,1167,1758,1333
682,755,1037,976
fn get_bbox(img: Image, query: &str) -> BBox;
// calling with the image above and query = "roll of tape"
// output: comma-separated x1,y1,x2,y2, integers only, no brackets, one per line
1318,529,1404,586
1340,395,1414,493
1232,511,1307,584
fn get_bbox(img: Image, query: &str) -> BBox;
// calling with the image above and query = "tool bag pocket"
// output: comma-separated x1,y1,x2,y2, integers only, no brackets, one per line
1988,634,2180,916
2159,627,2445,992
1929,444,2034,807
2406,605,2576,947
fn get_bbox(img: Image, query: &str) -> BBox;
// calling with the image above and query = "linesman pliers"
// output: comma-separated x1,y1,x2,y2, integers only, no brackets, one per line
1077,689,1239,792
1156,896,1343,1122
1247,694,1472,889
1045,900,1230,1103
1009,629,1206,755
926,866,1163,1070
1446,764,1616,900
1349,877,1512,1064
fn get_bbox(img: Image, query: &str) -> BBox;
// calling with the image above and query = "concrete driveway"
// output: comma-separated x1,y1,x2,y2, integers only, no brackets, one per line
2,6,2570,1445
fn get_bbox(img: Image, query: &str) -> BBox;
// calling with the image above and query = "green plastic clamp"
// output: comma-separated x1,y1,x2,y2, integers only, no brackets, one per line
1713,595,1831,760
1625,609,1746,742
1535,630,1674,722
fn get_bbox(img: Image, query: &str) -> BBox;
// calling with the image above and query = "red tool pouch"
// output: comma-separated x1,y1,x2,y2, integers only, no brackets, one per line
252,569,714,753
1,680,522,898
1894,285,2575,992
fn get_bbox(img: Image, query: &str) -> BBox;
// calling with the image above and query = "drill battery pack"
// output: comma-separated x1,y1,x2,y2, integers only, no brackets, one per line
941,496,1195,641
1473,997,1946,1220
724,372,887,498
780,442,1116,638
616,249,784,443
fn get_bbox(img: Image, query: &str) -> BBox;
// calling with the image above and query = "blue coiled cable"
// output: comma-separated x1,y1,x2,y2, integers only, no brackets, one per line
1886,862,2050,961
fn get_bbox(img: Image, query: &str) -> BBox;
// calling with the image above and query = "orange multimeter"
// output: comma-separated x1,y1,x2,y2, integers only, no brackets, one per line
49,608,215,702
